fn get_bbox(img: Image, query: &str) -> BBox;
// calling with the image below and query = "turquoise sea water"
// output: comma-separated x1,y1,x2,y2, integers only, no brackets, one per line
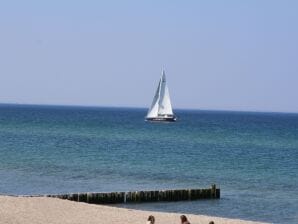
0,104,297,223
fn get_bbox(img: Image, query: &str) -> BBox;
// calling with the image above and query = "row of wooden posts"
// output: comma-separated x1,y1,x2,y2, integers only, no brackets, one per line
47,184,220,204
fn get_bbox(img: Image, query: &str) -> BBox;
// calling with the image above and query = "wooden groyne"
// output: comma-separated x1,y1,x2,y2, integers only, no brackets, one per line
46,184,220,204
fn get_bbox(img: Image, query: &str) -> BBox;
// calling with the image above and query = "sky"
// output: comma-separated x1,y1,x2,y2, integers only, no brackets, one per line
0,0,298,113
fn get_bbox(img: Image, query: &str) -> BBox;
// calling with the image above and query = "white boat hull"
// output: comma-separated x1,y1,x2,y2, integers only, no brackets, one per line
145,115,177,122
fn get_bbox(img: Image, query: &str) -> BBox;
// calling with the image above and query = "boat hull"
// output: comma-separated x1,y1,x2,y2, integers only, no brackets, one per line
145,116,177,122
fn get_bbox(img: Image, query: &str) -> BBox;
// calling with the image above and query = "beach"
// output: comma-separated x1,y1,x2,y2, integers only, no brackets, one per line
0,196,267,224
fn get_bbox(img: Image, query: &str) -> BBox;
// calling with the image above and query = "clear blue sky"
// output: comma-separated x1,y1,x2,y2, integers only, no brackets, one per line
0,0,297,112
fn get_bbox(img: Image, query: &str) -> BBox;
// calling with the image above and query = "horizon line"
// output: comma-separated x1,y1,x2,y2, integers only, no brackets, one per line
0,102,297,115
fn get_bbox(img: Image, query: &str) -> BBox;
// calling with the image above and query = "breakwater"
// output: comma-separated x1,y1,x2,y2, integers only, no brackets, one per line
46,184,220,204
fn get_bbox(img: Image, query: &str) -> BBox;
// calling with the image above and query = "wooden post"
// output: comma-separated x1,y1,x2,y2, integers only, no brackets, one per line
211,184,216,198
46,185,220,204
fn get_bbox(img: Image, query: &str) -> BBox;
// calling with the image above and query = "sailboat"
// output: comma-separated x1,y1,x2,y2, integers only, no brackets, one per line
146,70,177,122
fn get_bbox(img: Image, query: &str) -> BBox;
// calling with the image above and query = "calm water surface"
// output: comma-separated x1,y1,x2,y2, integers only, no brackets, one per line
0,104,297,223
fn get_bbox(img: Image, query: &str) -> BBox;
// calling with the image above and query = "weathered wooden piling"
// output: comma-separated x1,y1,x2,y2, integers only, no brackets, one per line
46,184,220,204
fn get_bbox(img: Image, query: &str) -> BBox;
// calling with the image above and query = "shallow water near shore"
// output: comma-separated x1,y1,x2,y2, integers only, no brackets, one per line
0,104,297,223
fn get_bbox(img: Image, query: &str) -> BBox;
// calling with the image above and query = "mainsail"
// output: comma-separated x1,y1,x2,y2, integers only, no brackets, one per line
146,71,174,119
158,72,173,115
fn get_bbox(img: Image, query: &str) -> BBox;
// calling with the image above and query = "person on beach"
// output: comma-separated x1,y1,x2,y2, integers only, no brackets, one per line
180,215,190,224
147,215,155,224
209,221,214,224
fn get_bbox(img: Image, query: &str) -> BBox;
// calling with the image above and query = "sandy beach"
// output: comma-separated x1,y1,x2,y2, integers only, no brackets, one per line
0,196,268,224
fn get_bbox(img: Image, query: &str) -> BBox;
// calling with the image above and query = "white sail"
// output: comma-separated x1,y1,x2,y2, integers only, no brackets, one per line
146,70,175,119
158,71,173,115
146,77,161,118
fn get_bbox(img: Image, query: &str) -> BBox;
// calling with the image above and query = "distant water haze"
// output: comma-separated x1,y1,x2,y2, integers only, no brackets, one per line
0,1,298,112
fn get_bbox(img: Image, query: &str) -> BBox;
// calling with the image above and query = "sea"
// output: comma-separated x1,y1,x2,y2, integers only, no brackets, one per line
0,104,297,224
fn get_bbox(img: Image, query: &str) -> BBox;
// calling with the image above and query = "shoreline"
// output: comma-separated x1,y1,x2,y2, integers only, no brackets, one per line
0,196,268,224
